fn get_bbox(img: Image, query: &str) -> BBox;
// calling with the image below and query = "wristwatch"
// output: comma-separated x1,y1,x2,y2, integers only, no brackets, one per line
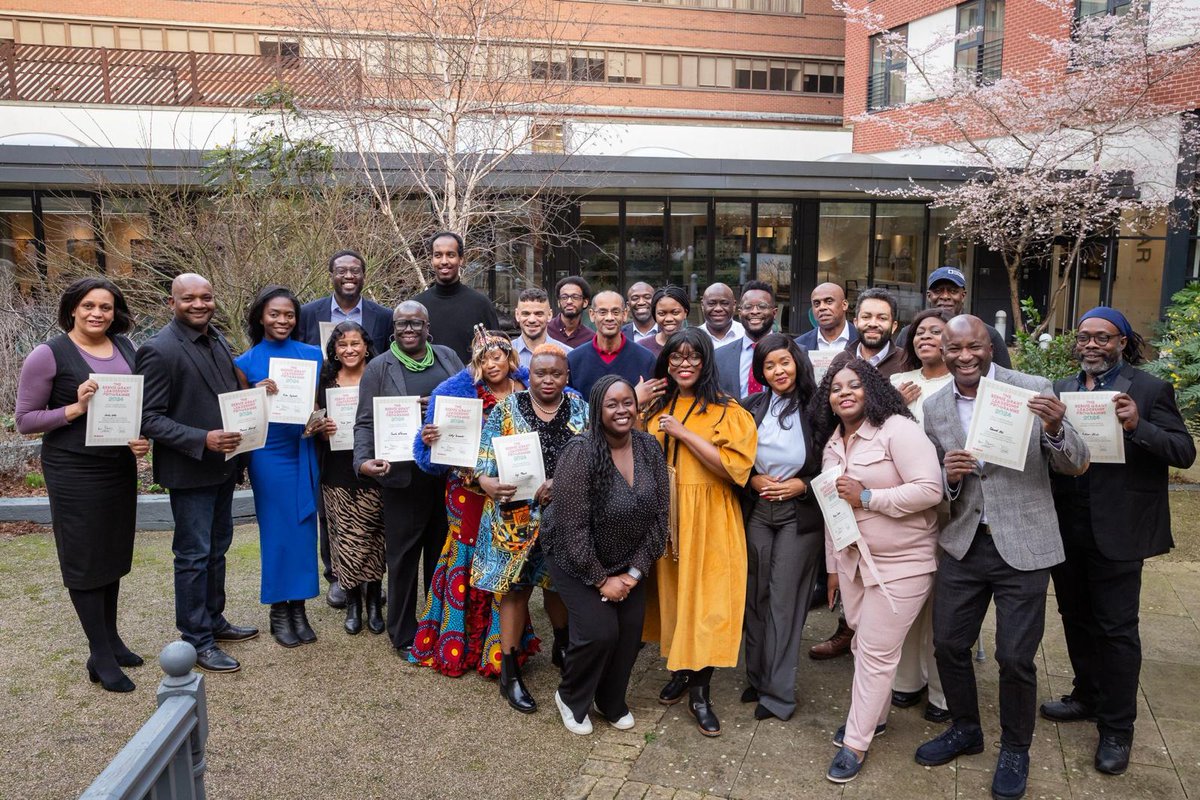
627,567,644,582
860,489,872,510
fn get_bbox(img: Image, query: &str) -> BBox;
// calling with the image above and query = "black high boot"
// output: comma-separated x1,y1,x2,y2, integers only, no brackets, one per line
552,625,569,670
270,602,301,648
364,581,385,635
343,585,363,635
689,685,722,737
289,600,317,644
499,648,537,714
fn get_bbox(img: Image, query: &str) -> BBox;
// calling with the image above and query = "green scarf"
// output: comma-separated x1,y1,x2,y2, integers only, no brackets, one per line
391,341,435,371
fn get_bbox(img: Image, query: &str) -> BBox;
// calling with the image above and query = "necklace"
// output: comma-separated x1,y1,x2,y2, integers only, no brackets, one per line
530,391,564,416
391,341,434,371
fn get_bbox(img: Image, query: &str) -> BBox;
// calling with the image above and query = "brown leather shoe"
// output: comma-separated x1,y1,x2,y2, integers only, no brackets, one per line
809,618,853,660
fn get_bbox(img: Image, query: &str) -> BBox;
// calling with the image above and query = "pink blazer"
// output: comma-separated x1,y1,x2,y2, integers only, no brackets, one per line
822,414,943,586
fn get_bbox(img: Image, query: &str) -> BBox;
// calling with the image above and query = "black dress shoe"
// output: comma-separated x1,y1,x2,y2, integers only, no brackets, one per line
924,703,952,723
499,648,536,713
892,686,926,708
344,585,363,635
753,703,777,721
326,580,347,609
741,686,760,704
659,670,692,705
269,602,301,648
1094,734,1131,775
214,622,260,642
1040,695,1095,722
195,646,241,673
688,685,721,737
289,600,317,644
86,658,135,692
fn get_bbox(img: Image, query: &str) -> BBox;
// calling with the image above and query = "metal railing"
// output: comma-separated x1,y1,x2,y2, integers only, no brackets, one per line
80,643,208,800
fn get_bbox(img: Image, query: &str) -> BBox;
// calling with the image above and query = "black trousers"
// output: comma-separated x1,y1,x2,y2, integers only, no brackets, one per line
549,558,646,723
933,532,1049,751
380,474,448,649
1051,508,1143,739
318,493,334,585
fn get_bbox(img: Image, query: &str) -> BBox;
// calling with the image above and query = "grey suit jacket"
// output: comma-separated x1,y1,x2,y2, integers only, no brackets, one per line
922,366,1090,571
352,344,464,488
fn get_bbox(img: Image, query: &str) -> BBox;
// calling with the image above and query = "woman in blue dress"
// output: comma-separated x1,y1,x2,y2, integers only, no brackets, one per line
234,285,323,648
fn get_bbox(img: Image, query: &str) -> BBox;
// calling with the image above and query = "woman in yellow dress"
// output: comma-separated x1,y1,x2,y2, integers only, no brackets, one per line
643,327,757,737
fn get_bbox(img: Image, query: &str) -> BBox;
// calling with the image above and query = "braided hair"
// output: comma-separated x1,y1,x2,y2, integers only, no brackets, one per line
807,352,914,450
578,375,638,520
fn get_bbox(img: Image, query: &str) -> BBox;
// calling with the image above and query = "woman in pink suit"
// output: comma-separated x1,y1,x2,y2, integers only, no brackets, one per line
809,352,943,784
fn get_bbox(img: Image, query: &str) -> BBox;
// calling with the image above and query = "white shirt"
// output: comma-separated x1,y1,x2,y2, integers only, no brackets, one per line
700,320,745,346
628,322,658,343
754,393,808,478
816,321,851,350
890,369,953,424
737,336,758,397
949,363,996,522
857,340,892,366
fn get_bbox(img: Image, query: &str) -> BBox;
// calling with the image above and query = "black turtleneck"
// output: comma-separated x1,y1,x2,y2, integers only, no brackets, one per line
412,279,499,363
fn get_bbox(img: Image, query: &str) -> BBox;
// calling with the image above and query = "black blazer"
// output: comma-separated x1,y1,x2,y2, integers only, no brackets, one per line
738,389,824,533
795,322,858,352
297,295,394,356
136,319,243,490
1051,363,1196,560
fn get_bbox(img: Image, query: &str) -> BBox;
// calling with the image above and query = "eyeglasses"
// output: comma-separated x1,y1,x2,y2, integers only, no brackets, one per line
668,352,703,366
1075,332,1118,345
393,319,427,331
333,267,364,278
740,302,775,312
592,308,624,318
558,293,584,303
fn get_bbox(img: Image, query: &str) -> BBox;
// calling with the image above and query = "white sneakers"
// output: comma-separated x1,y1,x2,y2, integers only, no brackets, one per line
555,691,594,735
607,711,636,730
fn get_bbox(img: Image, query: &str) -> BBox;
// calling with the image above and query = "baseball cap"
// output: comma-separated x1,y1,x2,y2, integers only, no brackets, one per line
927,267,966,289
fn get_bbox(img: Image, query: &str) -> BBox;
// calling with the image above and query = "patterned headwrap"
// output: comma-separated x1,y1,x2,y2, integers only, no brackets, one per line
471,323,513,362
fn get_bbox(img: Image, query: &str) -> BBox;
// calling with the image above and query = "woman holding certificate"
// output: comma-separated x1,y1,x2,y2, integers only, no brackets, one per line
642,328,757,738
16,277,149,693
810,354,943,784
471,344,587,713
316,321,385,636
234,285,324,648
411,328,538,677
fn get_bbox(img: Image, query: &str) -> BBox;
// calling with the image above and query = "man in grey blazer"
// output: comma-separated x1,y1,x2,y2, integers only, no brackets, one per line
354,300,464,654
915,316,1089,800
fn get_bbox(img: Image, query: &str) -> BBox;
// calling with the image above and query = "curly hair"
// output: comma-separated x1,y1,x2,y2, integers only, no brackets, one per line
903,308,952,368
577,375,640,519
807,353,914,449
246,285,301,345
751,333,816,429
642,327,731,421
319,320,377,389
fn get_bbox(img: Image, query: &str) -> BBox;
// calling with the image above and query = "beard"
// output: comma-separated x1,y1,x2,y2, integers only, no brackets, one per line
1079,352,1121,376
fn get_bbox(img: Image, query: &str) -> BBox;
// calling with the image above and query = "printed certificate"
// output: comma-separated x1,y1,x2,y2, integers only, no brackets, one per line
965,377,1037,472
319,321,337,356
1061,391,1125,464
324,386,359,452
431,396,484,469
811,465,862,551
267,357,318,425
373,396,420,462
807,349,840,382
85,373,144,447
493,432,546,502
218,386,269,460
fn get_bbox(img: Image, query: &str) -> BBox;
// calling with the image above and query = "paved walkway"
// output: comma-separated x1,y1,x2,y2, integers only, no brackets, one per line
562,560,1200,800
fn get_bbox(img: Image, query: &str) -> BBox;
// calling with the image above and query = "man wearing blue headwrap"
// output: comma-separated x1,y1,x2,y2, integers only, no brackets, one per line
1041,306,1195,776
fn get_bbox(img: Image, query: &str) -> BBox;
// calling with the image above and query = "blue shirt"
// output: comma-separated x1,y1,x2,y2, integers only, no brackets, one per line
1075,361,1124,392
330,296,364,325
754,393,808,478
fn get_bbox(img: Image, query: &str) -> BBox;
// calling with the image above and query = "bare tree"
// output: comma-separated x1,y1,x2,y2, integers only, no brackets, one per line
840,0,1200,334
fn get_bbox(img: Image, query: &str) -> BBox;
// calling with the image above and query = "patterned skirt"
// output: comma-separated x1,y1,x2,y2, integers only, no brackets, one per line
322,484,386,586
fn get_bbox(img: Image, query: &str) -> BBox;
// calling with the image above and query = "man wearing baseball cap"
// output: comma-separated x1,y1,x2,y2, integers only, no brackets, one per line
897,267,1011,369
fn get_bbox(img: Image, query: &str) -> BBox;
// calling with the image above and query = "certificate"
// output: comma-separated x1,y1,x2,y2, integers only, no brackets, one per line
493,432,546,502
324,386,359,452
319,321,337,356
267,357,318,425
810,465,861,551
807,349,841,382
964,377,1037,472
218,387,269,460
85,373,144,447
373,396,421,462
431,396,484,469
1061,391,1125,464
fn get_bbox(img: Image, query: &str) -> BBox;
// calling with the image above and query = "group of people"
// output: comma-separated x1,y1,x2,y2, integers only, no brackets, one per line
15,233,1195,800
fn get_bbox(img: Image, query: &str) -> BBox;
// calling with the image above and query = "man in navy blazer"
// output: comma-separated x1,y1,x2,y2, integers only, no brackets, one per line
1042,307,1195,776
297,250,394,357
795,282,858,353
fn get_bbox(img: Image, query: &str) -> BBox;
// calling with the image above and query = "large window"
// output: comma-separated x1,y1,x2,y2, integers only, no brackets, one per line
41,196,98,280
873,203,926,321
625,201,666,290
868,28,907,111
757,203,794,330
1076,0,1133,17
0,195,36,290
669,202,709,313
818,202,871,307
714,203,752,292
578,201,621,293
956,0,1004,82
611,0,804,13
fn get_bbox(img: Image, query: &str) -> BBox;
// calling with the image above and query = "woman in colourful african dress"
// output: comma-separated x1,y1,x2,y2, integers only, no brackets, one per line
472,344,588,714
410,328,537,676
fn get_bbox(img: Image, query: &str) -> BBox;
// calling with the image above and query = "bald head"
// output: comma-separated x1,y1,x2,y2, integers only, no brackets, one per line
701,283,736,336
168,273,216,331
941,314,994,394
811,282,849,334
627,281,655,326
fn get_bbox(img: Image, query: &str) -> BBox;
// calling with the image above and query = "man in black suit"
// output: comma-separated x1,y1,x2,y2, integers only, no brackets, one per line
297,249,394,606
795,282,858,352
1042,307,1195,775
713,280,778,399
137,273,259,674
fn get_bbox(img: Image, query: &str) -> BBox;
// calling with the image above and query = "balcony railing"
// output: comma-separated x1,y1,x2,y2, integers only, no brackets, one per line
0,40,361,108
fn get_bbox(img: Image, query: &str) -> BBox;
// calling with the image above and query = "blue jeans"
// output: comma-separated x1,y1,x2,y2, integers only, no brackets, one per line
169,475,237,651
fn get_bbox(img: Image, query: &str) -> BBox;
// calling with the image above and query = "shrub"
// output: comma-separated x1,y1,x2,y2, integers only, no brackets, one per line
1147,282,1200,431
1012,298,1078,381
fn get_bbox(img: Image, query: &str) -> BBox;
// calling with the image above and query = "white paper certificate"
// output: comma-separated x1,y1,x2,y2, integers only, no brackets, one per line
85,373,144,447
810,465,862,551
807,349,840,382
493,432,546,502
319,321,337,356
964,377,1037,472
324,386,359,452
218,387,269,460
1061,391,1125,464
267,357,318,425
373,396,421,462
431,396,484,469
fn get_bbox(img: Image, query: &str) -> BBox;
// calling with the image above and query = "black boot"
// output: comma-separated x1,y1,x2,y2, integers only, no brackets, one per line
343,585,363,635
270,602,301,648
689,685,722,737
289,600,317,644
499,647,537,714
552,625,569,670
364,581,385,635
659,670,692,705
